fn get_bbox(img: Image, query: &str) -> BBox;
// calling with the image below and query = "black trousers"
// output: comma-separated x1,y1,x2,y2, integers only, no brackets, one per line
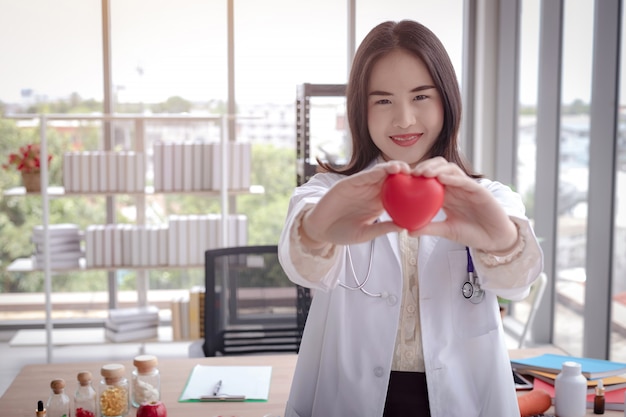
383,371,431,417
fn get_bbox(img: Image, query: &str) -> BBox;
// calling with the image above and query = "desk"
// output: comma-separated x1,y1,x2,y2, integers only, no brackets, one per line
0,350,622,416
0,354,297,417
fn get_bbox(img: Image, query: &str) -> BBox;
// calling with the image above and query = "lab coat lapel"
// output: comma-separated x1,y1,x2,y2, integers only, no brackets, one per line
379,211,401,265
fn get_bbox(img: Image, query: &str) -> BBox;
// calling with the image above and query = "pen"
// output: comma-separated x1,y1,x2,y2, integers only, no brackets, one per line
213,379,222,396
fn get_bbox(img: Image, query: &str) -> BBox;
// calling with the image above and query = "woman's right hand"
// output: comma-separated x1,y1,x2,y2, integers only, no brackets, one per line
300,161,407,249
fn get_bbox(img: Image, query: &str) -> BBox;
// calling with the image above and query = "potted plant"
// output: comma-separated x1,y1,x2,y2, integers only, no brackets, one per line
2,143,52,192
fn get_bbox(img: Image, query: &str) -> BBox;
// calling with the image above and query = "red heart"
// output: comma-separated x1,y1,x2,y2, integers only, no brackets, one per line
381,173,445,231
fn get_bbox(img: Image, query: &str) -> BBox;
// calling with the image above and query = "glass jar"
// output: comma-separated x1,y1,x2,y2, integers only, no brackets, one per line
99,363,129,417
74,371,98,417
46,378,71,417
131,354,160,407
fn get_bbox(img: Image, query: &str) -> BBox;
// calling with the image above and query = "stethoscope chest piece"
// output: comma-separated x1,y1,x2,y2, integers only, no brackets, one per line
461,247,485,304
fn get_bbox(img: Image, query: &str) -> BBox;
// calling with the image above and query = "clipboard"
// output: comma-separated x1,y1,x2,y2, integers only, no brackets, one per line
178,365,272,402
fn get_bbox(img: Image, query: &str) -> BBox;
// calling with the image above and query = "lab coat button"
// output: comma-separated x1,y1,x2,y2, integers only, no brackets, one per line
406,304,416,313
386,294,398,306
374,367,385,377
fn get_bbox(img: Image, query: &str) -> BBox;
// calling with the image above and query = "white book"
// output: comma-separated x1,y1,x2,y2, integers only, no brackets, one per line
85,225,96,268
70,152,81,192
187,214,199,266
79,151,90,193
148,225,159,267
107,152,118,193
236,214,248,246
105,325,158,343
211,142,222,191
153,142,163,192
33,223,80,237
94,225,105,267
62,152,73,192
168,215,179,266
140,225,150,266
89,151,99,193
178,216,188,266
198,215,208,264
158,225,168,266
162,142,173,192
105,316,159,332
108,305,159,323
173,142,183,191
135,152,145,192
121,224,133,267
34,241,82,255
240,142,251,189
207,213,220,249
131,226,141,267
229,142,240,190
192,141,203,191
112,225,122,267
103,224,113,267
98,152,108,193
180,295,190,340
120,151,132,193
183,141,193,192
202,142,212,190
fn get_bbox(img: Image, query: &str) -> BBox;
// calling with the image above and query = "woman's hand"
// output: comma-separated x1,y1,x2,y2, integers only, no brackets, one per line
410,157,519,254
300,161,406,248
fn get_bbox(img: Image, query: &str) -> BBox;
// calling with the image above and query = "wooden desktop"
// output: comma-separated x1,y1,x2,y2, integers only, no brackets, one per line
0,349,622,416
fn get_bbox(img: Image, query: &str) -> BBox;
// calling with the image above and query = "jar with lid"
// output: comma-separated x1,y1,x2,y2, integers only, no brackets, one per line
99,363,129,417
74,371,98,417
131,354,161,407
555,361,587,417
46,378,71,417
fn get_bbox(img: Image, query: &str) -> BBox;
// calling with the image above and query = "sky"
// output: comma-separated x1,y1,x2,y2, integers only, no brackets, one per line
0,0,622,107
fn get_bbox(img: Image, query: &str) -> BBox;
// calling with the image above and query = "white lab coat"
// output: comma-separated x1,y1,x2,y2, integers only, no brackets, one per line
278,170,543,417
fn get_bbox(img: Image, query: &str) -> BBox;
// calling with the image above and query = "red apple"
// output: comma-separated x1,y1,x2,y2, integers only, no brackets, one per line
137,401,167,417
381,173,445,231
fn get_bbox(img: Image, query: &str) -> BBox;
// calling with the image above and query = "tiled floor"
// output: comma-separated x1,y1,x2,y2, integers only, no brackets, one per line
0,329,195,398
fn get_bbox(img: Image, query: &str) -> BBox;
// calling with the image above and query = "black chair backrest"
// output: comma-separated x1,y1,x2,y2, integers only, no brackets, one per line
202,245,310,356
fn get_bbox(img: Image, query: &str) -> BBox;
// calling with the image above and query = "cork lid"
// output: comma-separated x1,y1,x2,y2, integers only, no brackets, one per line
50,378,66,394
133,354,158,373
77,371,92,386
100,363,126,379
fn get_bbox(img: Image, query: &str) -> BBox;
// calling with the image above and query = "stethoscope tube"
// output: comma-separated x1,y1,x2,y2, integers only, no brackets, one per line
340,239,484,304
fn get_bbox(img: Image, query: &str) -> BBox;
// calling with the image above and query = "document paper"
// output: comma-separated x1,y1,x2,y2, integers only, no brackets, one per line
179,365,272,402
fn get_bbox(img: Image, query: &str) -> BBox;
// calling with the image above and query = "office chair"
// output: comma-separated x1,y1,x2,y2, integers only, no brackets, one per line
202,245,310,356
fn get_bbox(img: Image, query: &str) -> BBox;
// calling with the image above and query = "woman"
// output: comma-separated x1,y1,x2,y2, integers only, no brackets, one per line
279,20,543,417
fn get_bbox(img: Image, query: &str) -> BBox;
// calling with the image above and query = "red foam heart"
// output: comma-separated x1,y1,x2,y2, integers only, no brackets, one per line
381,173,445,231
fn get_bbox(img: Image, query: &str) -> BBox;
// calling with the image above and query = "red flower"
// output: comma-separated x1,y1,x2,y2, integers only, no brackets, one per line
2,143,53,174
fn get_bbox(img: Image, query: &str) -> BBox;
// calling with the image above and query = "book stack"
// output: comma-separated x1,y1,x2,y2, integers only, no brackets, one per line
512,353,626,411
104,306,160,343
170,286,205,341
31,224,83,269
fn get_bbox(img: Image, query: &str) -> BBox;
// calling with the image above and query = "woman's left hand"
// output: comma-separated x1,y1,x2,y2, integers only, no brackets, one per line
409,157,518,255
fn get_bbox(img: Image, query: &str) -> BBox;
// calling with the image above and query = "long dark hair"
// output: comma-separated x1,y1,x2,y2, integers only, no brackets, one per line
321,20,480,178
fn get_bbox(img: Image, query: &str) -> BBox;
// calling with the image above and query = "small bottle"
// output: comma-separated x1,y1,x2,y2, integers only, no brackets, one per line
131,354,160,407
74,371,98,417
99,363,129,417
46,379,71,417
594,379,605,414
555,361,587,417
36,400,47,417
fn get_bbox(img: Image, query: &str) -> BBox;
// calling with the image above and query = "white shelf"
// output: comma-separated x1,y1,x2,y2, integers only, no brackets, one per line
8,257,206,273
3,184,265,197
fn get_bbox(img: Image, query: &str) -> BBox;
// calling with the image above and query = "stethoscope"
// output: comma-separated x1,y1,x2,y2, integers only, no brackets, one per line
340,240,484,304
461,246,485,304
